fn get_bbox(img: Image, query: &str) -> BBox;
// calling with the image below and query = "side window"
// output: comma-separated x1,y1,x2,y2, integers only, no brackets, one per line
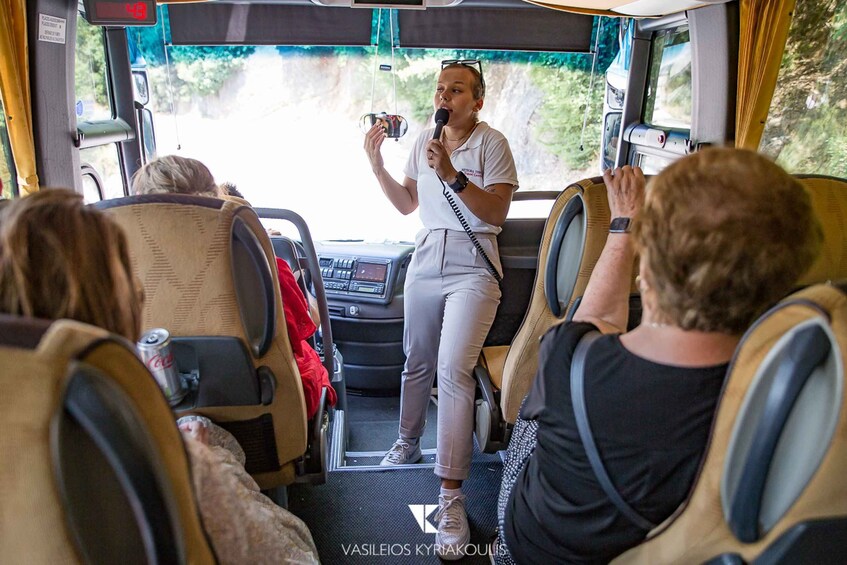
0,99,15,199
760,2,847,177
642,26,692,131
624,24,691,174
75,14,125,201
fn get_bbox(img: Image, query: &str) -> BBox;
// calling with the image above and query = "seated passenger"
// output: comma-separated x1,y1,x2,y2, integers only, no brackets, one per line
132,155,221,197
0,189,320,564
495,148,823,564
133,156,336,418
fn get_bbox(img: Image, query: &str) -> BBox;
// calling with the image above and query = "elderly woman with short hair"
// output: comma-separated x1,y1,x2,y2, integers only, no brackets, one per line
496,147,823,565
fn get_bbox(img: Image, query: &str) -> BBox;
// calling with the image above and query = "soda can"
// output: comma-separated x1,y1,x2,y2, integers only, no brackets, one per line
137,328,186,405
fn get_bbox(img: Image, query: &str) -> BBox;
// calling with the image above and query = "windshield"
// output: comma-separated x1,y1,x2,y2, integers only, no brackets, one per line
129,19,620,242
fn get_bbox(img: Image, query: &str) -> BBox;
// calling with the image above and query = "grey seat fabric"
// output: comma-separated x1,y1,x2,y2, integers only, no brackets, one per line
612,283,847,564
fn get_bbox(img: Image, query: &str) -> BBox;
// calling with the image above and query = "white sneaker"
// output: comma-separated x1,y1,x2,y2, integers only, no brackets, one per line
434,493,470,560
379,439,422,465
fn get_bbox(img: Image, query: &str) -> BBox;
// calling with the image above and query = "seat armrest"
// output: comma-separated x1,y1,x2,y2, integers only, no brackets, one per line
474,362,509,453
474,363,501,415
480,345,508,387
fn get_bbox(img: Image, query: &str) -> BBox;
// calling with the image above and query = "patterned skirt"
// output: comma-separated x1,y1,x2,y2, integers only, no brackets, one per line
494,409,539,565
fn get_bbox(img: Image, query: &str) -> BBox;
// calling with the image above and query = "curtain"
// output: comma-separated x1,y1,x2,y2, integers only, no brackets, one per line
0,0,38,194
735,0,796,150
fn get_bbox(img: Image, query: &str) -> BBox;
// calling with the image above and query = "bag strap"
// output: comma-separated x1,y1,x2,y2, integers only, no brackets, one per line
570,330,657,531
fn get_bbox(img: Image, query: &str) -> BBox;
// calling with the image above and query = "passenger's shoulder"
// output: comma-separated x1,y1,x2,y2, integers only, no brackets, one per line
546,320,600,340
541,321,600,357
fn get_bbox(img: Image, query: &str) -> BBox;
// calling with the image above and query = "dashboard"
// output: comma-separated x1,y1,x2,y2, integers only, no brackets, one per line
315,242,414,306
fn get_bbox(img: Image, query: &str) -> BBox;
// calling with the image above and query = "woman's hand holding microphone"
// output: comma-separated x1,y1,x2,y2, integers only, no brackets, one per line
426,139,457,183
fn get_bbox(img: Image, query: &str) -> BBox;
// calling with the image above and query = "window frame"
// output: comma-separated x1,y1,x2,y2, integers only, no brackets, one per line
615,3,738,171
73,13,145,198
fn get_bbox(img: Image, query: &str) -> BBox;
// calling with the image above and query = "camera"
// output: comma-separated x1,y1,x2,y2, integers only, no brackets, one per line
361,113,408,139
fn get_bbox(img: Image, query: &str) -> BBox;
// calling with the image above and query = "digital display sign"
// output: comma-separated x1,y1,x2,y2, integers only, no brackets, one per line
82,0,157,26
353,262,388,283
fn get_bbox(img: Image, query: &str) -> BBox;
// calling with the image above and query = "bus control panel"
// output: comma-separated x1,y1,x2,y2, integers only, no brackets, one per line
315,242,414,305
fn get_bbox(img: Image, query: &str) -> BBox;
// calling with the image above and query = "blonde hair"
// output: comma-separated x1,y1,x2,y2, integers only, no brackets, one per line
441,63,485,100
0,189,142,341
132,155,220,198
633,147,822,334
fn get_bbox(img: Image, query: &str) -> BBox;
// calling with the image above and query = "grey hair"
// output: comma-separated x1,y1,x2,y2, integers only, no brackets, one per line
132,155,220,198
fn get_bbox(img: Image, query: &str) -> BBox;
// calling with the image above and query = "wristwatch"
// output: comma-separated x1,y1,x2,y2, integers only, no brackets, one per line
609,217,632,233
448,171,469,193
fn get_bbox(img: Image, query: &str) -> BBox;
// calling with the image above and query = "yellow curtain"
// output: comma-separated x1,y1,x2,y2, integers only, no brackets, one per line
0,0,38,194
735,0,796,150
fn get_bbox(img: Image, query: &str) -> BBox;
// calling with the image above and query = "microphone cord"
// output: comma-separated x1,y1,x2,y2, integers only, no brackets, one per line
437,174,503,284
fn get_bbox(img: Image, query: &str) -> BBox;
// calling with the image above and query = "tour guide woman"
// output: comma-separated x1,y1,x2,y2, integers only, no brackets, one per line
364,60,519,559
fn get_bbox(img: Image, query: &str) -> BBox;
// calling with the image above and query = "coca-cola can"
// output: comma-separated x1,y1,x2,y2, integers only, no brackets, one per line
137,328,186,405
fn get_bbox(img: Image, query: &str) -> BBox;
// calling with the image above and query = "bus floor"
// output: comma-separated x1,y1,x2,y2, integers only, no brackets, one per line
343,393,439,467
288,393,504,563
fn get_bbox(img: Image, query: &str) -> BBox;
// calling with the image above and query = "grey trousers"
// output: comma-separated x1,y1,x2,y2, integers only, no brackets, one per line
399,228,502,481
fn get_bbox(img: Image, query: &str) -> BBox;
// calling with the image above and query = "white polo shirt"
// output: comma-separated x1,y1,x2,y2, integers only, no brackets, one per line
404,121,519,235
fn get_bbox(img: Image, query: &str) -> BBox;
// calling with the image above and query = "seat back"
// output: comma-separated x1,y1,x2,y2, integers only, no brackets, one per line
795,175,847,287
613,283,847,564
95,194,307,488
496,176,637,424
0,315,215,564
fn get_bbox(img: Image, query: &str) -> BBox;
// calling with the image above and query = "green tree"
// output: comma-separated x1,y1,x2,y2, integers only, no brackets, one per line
129,26,256,102
762,0,847,176
75,20,108,107
530,65,602,170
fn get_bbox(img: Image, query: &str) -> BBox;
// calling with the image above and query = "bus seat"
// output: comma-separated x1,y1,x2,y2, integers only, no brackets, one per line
475,176,639,452
0,314,215,564
95,194,310,489
795,175,847,286
272,235,320,326
223,193,320,325
612,282,847,564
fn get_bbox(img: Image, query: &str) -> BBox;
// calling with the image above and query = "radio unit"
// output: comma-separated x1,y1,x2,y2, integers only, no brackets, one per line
314,242,413,391
319,257,390,298
315,242,413,305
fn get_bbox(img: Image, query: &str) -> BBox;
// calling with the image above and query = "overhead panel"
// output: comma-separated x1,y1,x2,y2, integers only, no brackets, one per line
521,0,725,18
168,4,374,46
398,6,594,51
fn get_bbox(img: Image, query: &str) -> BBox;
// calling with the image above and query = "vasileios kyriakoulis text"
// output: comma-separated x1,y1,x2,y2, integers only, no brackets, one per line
340,542,502,557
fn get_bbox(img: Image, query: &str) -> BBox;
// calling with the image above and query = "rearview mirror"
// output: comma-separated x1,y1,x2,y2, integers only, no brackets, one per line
132,70,150,106
138,108,156,163
601,112,622,171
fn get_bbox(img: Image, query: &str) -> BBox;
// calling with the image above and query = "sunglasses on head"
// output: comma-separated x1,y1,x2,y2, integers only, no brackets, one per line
441,59,486,96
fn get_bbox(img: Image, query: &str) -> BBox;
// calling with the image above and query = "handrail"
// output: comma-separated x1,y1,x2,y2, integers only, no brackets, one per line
254,208,334,381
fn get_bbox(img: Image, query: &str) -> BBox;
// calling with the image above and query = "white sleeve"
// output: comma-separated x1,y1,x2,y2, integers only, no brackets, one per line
482,132,519,190
403,129,431,181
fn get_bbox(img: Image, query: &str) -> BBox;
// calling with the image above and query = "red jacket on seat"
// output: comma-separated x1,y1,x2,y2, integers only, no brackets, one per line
275,258,336,419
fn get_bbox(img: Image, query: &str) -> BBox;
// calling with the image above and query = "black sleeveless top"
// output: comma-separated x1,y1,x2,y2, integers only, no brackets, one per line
503,322,727,564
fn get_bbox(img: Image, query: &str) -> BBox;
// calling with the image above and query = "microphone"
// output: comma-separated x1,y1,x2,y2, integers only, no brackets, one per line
433,108,450,140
